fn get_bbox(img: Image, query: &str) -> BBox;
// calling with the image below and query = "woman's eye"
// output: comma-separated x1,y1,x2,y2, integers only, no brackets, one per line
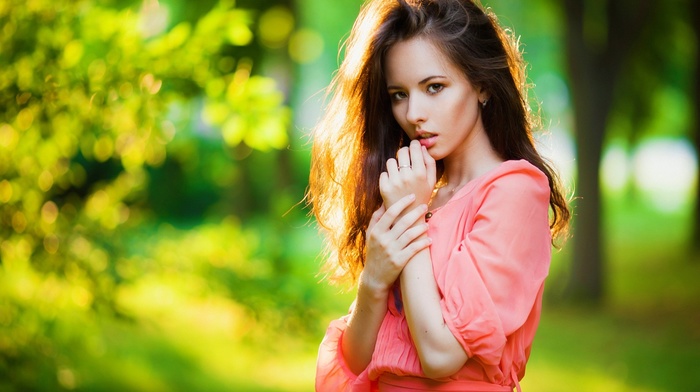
390,91,407,101
427,84,444,94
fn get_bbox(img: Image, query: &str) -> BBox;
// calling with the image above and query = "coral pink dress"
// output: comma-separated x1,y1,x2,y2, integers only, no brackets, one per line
316,160,552,391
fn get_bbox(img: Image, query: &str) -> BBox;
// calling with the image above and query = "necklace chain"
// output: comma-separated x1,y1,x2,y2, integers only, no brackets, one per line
428,175,468,209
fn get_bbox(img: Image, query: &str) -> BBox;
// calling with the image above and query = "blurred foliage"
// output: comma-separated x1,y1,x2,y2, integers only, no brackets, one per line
2,0,697,390
0,0,328,390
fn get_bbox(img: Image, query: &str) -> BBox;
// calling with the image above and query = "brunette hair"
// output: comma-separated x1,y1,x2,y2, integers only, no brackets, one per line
308,0,570,284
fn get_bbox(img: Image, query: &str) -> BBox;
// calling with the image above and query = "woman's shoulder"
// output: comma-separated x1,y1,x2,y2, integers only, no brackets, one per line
446,159,549,210
473,159,549,198
484,159,547,185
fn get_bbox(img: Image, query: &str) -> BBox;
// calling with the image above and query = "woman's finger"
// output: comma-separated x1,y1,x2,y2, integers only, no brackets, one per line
409,140,425,176
376,193,415,231
386,157,399,178
397,147,411,171
399,236,433,259
390,203,428,235
422,145,437,186
396,221,429,247
369,202,386,228
379,171,390,200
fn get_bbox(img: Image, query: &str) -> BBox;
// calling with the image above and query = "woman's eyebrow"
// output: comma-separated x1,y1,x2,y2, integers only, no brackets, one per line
418,75,447,85
386,75,448,90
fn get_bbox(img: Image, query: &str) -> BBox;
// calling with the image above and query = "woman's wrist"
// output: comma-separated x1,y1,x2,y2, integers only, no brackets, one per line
358,270,391,302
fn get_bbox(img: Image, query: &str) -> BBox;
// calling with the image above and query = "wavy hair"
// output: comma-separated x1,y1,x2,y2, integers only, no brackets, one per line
308,0,570,284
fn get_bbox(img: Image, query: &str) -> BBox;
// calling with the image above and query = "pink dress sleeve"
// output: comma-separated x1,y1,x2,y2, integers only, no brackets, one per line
315,315,377,392
436,167,552,366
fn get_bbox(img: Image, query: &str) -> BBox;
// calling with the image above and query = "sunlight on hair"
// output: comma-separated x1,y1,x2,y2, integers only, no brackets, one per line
339,3,381,81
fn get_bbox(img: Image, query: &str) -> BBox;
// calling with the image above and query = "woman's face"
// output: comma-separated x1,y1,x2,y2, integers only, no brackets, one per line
384,37,488,161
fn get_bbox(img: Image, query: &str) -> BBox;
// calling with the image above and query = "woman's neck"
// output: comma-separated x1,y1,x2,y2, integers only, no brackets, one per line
441,145,503,191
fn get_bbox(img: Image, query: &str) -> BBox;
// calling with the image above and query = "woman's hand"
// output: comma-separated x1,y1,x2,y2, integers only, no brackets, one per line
361,193,432,294
380,140,437,208
342,194,430,375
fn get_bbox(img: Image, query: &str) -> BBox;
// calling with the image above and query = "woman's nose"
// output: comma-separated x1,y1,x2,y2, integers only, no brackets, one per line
405,96,426,125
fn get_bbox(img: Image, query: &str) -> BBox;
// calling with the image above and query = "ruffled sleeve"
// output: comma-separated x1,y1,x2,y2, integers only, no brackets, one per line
436,165,551,366
316,315,376,392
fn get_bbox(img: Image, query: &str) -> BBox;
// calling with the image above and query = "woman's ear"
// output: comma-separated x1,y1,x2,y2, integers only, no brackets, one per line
478,86,490,106
478,87,491,108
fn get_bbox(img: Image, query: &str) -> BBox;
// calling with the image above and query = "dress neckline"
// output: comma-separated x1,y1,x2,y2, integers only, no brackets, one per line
425,159,528,221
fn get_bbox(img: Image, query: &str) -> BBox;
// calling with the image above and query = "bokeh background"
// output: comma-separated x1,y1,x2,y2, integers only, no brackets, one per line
1,0,699,391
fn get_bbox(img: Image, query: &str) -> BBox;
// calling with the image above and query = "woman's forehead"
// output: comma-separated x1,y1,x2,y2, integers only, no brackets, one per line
384,37,464,85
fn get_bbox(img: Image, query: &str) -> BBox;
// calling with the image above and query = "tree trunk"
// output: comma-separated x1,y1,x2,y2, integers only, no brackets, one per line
561,0,652,303
562,1,609,302
691,0,700,256
566,66,610,301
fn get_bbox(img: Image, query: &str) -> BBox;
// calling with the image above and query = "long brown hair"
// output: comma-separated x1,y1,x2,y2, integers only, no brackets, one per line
308,0,570,284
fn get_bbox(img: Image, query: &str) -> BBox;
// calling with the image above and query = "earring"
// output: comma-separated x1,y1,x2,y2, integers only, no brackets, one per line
481,99,488,108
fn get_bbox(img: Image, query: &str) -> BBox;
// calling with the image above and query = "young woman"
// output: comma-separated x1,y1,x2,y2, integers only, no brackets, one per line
308,0,570,390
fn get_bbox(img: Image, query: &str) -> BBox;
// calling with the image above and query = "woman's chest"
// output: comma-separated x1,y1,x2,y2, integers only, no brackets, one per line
426,200,477,269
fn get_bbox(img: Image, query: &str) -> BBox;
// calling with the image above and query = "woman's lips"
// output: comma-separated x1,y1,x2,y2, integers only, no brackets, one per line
416,134,437,148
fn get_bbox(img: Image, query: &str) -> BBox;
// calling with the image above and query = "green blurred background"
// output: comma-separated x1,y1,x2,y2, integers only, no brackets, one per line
1,0,698,391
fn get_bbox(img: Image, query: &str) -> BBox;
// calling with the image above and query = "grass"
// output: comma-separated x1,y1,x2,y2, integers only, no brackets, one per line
523,195,700,392
521,304,700,392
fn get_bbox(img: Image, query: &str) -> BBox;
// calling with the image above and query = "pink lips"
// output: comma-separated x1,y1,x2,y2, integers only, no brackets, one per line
416,132,437,149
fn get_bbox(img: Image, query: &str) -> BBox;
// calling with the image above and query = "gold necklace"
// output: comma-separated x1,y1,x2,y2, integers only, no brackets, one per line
426,175,447,220
425,175,468,221
427,175,447,206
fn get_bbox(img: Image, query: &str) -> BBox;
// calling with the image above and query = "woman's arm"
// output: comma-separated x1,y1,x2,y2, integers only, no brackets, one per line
379,140,467,378
342,194,432,374
340,272,390,375
400,249,468,378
